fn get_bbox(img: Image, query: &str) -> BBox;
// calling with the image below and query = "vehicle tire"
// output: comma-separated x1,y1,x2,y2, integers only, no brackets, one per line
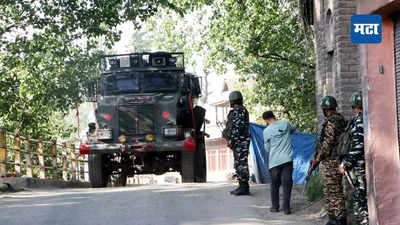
181,151,195,183
119,173,127,186
194,141,207,183
110,173,127,187
89,154,108,188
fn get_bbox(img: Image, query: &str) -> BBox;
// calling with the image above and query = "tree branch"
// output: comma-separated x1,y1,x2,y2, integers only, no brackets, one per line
257,52,315,69
0,24,19,36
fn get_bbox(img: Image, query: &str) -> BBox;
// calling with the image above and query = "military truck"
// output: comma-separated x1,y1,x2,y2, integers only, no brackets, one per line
80,52,207,187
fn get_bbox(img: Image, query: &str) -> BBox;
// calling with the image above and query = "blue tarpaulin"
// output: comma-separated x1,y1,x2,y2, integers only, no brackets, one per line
249,123,317,184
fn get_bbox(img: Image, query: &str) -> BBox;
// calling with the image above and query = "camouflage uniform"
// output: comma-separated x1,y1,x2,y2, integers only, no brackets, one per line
342,112,369,225
313,113,347,220
224,105,250,183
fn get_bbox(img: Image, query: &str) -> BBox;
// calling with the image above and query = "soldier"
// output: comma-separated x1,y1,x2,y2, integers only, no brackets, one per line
223,91,250,195
308,96,347,225
338,91,369,225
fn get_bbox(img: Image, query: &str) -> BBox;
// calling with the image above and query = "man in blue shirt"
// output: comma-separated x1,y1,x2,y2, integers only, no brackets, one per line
263,111,296,215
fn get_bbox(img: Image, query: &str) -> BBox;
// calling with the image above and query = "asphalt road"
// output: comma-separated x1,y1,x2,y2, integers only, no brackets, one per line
0,183,327,225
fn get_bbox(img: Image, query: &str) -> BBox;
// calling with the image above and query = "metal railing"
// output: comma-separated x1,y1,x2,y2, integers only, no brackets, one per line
0,129,87,182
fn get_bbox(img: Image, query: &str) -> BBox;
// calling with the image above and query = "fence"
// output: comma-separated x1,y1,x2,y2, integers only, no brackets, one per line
0,129,87,181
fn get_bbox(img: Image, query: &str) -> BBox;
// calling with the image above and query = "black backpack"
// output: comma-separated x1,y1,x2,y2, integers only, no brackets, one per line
335,121,352,157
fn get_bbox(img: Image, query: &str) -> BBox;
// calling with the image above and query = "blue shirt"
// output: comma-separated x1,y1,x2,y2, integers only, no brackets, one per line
263,120,296,169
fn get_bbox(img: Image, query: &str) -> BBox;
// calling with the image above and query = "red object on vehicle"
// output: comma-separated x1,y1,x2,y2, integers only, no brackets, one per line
145,144,152,151
79,143,90,154
104,113,112,121
133,145,144,150
121,145,126,152
184,138,196,151
162,111,170,119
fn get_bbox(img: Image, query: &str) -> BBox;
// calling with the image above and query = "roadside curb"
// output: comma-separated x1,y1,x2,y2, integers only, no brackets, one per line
0,177,90,192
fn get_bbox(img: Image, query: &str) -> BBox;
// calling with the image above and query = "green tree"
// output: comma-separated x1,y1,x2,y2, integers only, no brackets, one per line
0,0,183,138
203,0,316,132
135,0,317,132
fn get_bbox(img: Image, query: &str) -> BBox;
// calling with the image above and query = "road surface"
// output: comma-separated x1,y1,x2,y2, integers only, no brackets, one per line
0,183,327,225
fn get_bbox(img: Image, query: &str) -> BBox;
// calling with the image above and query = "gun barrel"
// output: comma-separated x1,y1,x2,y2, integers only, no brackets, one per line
344,171,355,189
216,121,224,132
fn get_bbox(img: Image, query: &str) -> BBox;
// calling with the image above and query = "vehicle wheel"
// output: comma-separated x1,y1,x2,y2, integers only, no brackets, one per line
194,141,207,183
111,173,127,186
89,154,108,188
120,173,127,186
181,151,195,183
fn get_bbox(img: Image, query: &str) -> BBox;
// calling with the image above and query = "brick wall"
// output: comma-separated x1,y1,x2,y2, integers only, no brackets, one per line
314,0,362,125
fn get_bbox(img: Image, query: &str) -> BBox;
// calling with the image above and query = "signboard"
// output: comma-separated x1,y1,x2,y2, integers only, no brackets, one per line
351,14,382,44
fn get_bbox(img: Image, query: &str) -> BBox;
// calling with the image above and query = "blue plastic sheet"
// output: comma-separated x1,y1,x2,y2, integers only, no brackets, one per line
249,123,317,184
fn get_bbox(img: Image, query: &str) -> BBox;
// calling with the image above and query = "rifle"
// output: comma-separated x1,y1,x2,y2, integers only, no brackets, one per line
303,160,319,196
339,162,355,189
302,174,311,196
217,120,231,141
216,121,225,133
343,170,355,189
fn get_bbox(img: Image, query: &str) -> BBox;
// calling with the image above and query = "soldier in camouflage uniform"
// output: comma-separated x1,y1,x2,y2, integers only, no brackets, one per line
223,91,250,195
309,96,347,225
339,91,369,225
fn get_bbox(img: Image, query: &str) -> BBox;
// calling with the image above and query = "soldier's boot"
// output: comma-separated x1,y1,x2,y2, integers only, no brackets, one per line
325,216,337,225
230,185,240,195
336,218,347,225
233,182,250,196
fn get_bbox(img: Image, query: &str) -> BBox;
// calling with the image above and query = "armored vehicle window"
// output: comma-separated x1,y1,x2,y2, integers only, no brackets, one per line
116,73,139,92
103,73,139,94
142,73,177,92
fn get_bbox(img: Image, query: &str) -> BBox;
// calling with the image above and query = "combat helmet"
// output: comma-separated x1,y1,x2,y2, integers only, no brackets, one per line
229,91,243,101
228,91,243,107
320,96,338,109
350,91,362,108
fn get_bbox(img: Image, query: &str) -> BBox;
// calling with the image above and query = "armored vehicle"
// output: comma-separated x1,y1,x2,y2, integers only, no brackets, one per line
80,52,207,187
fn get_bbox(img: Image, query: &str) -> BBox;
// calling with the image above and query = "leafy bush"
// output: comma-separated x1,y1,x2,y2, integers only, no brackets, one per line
306,170,324,202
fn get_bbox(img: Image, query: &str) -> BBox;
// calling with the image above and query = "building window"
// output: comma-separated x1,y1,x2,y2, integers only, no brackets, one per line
218,149,228,170
207,150,217,172
325,9,334,53
300,0,314,26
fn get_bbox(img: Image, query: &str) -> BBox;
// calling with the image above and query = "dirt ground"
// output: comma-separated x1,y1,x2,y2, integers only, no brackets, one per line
248,184,328,225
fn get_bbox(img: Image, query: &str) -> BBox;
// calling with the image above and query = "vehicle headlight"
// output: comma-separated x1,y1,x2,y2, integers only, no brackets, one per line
119,135,126,143
184,130,191,138
145,134,154,142
97,129,113,140
163,128,177,137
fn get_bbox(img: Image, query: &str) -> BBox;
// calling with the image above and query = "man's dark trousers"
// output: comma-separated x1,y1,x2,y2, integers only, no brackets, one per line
269,161,293,211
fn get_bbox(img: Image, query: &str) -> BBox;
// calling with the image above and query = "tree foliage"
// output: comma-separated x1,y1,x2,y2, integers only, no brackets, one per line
138,0,317,132
0,0,181,138
203,0,316,132
0,0,317,139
